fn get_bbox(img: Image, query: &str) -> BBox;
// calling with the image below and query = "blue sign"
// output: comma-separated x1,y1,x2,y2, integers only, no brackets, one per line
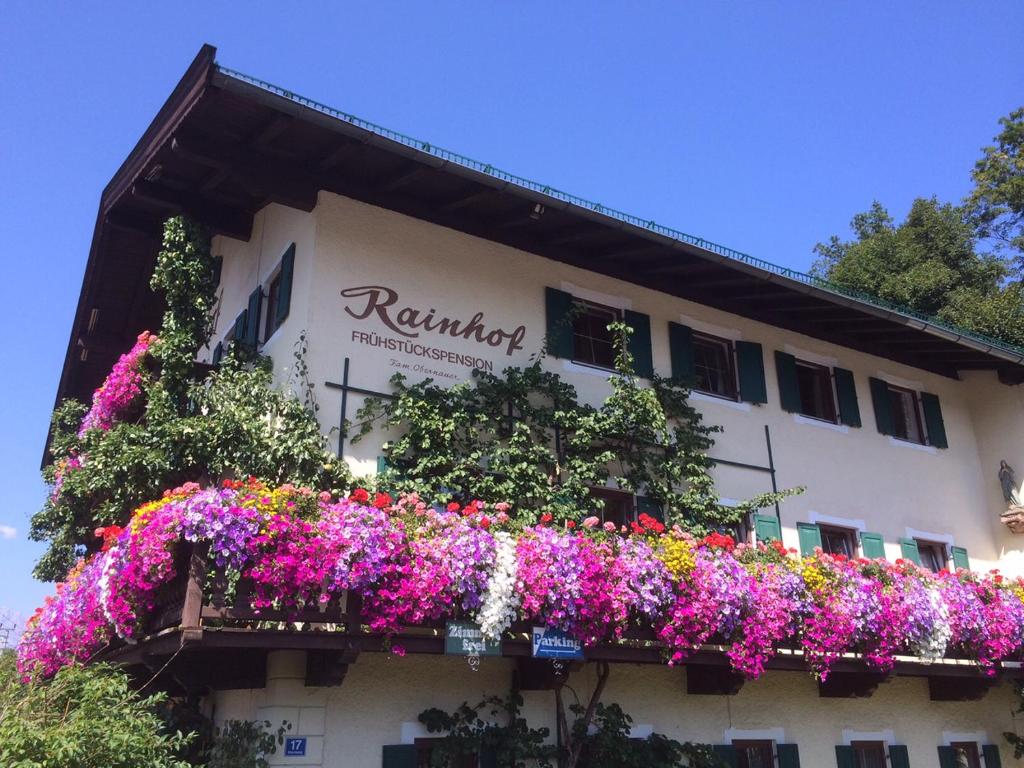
531,626,584,659
284,738,307,757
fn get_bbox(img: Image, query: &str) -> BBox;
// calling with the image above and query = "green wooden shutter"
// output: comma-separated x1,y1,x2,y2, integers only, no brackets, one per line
888,745,910,768
937,746,958,768
982,744,1003,767
900,537,921,565
860,531,886,560
951,545,970,571
834,367,861,427
711,744,738,768
775,351,801,413
211,341,223,366
275,243,296,325
376,455,388,475
232,310,247,342
636,495,664,522
869,377,895,436
920,392,948,448
624,309,654,378
755,513,782,543
544,287,574,359
797,522,822,556
244,287,262,348
382,744,417,768
735,341,767,404
668,322,695,382
777,743,801,768
834,745,857,768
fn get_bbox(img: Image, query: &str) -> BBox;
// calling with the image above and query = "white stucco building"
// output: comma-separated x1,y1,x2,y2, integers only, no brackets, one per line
55,46,1024,767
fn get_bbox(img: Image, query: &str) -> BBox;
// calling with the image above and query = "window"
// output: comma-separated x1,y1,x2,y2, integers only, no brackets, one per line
795,360,837,422
414,738,477,768
692,332,738,399
733,740,774,768
917,540,947,573
820,525,857,558
263,272,282,341
571,300,620,369
886,384,925,444
851,741,887,768
950,742,981,768
590,487,635,528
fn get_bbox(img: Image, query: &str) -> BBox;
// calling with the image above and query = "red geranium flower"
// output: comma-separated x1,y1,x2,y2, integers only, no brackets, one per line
373,492,392,509
350,488,370,503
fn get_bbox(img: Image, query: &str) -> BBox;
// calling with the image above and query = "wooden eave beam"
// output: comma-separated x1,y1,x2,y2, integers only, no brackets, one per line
131,180,253,240
439,186,502,212
375,162,429,192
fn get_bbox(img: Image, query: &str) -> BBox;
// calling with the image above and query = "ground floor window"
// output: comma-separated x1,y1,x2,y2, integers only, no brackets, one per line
591,487,635,528
414,738,477,768
820,524,858,557
917,539,947,573
950,742,981,768
851,740,886,768
733,740,774,768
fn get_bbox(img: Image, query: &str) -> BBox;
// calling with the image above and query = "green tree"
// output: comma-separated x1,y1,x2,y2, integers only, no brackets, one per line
811,197,1024,348
969,106,1024,267
0,655,191,768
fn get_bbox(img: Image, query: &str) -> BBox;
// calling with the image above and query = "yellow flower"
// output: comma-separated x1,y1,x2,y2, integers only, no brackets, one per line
659,538,696,579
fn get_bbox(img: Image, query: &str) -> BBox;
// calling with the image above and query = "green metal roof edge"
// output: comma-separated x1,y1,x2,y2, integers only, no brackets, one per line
215,62,1024,361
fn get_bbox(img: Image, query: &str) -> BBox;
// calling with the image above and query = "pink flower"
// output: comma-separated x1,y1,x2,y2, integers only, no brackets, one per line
583,516,600,529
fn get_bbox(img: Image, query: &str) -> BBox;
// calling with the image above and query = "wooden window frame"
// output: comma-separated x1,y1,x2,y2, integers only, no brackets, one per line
590,487,636,528
819,524,858,558
263,269,284,343
851,740,887,768
916,539,948,573
733,739,775,768
885,383,927,445
949,741,982,768
691,331,739,401
794,359,839,423
570,299,622,371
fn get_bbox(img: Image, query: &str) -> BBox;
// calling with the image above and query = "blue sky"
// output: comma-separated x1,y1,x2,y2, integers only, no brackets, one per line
0,2,1021,632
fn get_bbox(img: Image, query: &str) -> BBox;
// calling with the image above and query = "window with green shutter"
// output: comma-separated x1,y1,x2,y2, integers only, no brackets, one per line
754,513,782,544
735,341,767,404
951,545,970,571
797,522,822,556
888,744,910,768
211,341,223,366
920,392,948,448
834,367,861,427
275,243,295,326
869,377,895,436
244,287,262,348
982,744,1003,768
775,351,801,413
624,309,654,378
231,310,247,343
834,745,857,768
859,531,886,560
544,287,574,359
381,744,417,768
776,743,801,768
899,538,921,565
668,322,695,382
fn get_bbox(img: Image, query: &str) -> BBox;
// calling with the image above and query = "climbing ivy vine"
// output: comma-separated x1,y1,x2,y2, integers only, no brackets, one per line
353,323,798,533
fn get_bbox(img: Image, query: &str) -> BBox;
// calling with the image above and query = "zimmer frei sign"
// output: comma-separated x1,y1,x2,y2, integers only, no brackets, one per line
531,626,584,660
445,621,502,656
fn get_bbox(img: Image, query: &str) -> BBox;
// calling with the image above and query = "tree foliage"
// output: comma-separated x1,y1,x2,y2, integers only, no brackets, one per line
0,655,191,768
354,323,796,534
969,106,1024,266
811,197,1024,348
31,217,350,581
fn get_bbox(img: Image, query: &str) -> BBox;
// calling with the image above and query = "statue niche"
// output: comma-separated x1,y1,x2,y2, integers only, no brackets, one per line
999,460,1024,534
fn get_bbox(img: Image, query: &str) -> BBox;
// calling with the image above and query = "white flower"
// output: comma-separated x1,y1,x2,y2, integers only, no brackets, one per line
476,532,519,640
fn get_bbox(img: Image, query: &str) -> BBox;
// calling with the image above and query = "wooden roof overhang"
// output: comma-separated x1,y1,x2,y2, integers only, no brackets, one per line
53,44,1024,457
